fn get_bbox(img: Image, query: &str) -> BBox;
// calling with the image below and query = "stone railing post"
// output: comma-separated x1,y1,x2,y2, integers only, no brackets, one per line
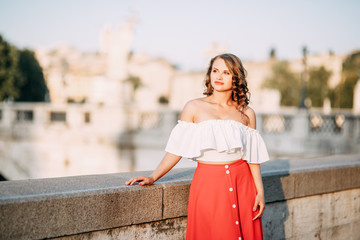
341,114,352,139
256,114,264,133
1,104,14,128
33,104,46,125
351,116,360,141
161,110,177,133
66,105,83,128
291,109,309,138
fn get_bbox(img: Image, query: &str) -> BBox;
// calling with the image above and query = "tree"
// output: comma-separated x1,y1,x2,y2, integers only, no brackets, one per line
262,61,301,106
158,95,169,105
0,35,48,102
15,49,48,102
124,75,143,101
306,66,332,107
0,35,20,101
330,51,360,108
269,48,276,59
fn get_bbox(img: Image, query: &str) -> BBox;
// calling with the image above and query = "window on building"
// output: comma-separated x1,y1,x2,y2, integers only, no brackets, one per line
50,112,66,122
16,110,34,122
84,112,91,123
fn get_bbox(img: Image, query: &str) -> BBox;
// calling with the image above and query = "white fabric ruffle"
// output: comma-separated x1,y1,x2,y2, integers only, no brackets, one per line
165,119,270,164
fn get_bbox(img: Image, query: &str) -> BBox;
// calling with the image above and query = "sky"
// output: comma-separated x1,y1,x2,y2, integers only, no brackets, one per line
0,0,359,71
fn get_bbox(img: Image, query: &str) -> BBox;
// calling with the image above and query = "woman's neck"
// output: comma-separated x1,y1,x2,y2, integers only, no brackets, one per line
207,91,234,106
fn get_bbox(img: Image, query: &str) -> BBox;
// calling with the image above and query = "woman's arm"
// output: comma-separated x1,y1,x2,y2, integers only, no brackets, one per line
248,164,265,220
125,152,181,185
245,107,265,220
125,100,196,186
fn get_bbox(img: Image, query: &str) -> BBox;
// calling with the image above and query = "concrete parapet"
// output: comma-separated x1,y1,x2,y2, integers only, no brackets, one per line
0,154,360,239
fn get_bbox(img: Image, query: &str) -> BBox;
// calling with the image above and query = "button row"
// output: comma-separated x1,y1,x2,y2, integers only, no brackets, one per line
225,163,240,240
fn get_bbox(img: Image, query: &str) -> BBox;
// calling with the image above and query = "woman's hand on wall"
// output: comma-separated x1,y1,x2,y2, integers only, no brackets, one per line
125,176,155,186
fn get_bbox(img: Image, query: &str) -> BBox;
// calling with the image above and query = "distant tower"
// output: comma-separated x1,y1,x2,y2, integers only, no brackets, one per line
100,24,112,53
100,18,136,80
204,42,228,60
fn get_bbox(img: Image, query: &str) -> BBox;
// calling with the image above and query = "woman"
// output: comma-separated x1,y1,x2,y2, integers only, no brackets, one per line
126,53,269,240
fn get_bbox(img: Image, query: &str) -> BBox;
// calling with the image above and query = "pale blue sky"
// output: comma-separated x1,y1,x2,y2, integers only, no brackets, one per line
0,0,359,70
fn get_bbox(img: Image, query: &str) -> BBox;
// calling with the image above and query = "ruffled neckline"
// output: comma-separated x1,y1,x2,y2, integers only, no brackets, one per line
165,118,270,163
177,119,258,132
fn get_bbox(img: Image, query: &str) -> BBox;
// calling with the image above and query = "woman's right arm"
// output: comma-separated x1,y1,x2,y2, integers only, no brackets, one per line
125,152,181,185
125,100,197,186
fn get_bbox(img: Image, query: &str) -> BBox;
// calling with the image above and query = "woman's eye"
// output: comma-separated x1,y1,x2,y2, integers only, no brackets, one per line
224,72,230,75
212,69,217,73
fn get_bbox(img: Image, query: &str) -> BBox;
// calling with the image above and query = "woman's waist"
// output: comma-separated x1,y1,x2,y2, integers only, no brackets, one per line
197,158,246,169
197,159,242,165
195,148,243,162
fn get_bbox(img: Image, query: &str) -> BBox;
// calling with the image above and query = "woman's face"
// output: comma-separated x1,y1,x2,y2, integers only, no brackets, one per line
210,58,233,92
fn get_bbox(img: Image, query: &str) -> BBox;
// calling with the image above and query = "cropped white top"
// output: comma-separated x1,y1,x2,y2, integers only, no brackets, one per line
165,119,270,164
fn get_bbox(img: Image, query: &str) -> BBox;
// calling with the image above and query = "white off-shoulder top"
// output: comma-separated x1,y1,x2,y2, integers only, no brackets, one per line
165,119,270,164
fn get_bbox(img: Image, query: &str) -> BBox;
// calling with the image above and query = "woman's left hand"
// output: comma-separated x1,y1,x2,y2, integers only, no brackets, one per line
252,193,265,220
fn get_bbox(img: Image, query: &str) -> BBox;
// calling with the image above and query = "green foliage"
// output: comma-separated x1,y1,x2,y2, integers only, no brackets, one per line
125,75,142,92
262,61,301,106
158,95,169,105
15,49,48,102
269,48,276,59
0,35,48,102
124,75,143,101
330,51,360,108
0,35,20,100
306,66,332,107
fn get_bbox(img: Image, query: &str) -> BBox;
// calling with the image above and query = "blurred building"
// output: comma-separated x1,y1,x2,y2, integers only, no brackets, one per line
35,18,345,113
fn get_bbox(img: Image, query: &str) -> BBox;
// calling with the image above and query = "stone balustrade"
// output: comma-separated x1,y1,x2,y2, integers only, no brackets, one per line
1,154,360,239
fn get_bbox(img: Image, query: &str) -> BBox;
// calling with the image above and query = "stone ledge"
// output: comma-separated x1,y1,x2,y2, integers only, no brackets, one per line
0,154,360,239
261,154,360,202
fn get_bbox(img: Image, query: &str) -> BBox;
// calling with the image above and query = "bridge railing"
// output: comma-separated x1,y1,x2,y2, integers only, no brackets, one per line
1,154,360,240
1,103,358,137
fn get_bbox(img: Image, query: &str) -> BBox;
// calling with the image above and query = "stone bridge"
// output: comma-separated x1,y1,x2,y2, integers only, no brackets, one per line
1,154,359,239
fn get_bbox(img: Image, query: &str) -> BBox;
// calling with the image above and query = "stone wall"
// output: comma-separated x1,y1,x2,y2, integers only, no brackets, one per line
1,154,360,240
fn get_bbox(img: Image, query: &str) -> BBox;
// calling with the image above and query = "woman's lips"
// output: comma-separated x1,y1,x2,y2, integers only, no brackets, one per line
214,81,224,85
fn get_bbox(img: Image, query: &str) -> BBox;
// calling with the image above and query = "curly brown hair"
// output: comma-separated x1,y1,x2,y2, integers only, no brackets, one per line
203,53,250,114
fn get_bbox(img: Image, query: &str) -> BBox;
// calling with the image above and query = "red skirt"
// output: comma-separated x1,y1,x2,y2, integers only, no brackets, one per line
186,159,263,240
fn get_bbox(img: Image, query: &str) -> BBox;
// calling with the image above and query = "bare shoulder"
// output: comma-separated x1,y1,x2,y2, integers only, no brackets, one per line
244,106,257,129
183,98,204,112
244,106,256,118
180,98,204,122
